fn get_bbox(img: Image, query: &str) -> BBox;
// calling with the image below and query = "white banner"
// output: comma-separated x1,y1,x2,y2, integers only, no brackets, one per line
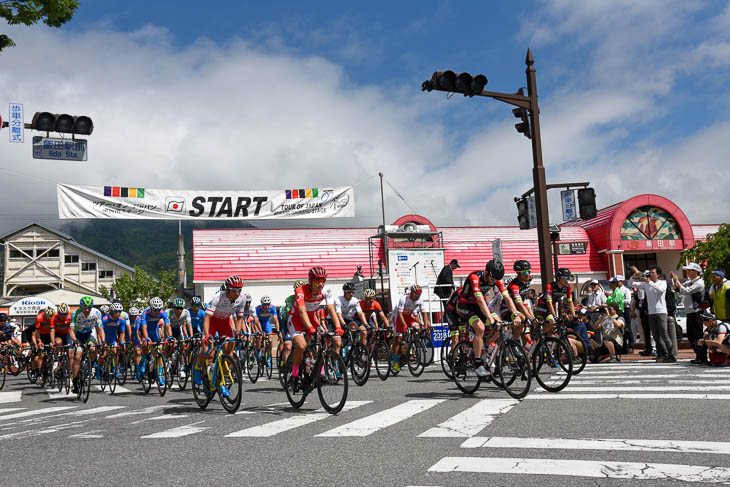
387,249,444,313
57,184,355,220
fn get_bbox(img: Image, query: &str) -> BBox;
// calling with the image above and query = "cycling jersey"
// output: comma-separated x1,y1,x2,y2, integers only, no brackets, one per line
71,308,103,333
101,314,127,343
279,295,295,323
288,284,335,334
255,304,277,334
495,277,532,319
206,291,245,338
139,309,169,342
390,294,424,334
35,314,71,335
35,314,54,335
0,322,20,341
167,308,191,339
188,308,205,334
457,271,508,307
360,299,382,319
335,295,362,322
536,281,573,318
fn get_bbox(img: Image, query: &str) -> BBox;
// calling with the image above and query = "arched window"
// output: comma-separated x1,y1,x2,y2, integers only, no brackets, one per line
621,206,682,240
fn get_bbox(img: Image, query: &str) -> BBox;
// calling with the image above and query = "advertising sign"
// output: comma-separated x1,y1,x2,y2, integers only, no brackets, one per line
9,297,55,317
387,249,444,313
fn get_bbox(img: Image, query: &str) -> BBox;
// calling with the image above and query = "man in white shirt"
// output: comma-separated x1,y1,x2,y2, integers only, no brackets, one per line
630,265,674,362
586,279,607,326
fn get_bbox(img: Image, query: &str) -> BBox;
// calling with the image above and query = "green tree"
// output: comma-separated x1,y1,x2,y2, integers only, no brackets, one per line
682,224,730,286
99,266,177,309
1,0,79,52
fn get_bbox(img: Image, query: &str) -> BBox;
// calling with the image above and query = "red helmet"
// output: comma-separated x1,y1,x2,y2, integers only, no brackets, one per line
410,284,422,295
709,352,728,366
224,275,243,290
308,266,327,279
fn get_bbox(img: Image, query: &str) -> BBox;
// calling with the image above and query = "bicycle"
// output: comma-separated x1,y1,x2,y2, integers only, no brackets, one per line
138,339,169,396
555,319,588,375
53,345,71,395
523,320,573,393
99,343,122,394
74,342,93,403
259,333,274,380
168,338,190,391
192,337,243,413
283,330,348,414
349,328,371,387
420,325,435,366
371,328,392,381
391,326,427,377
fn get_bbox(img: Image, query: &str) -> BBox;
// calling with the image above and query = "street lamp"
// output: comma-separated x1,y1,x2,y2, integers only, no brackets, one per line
422,49,554,290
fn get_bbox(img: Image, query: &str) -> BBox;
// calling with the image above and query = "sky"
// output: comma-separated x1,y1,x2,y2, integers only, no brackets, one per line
1,0,729,237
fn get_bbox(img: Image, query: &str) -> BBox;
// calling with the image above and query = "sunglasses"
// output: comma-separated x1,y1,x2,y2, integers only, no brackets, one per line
518,270,531,275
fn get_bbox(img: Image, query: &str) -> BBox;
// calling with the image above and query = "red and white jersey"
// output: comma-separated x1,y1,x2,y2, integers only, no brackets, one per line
206,291,246,320
390,294,424,324
289,284,335,327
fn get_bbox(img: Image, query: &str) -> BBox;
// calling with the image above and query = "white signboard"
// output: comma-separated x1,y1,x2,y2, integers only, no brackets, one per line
492,238,503,263
9,297,55,317
528,195,537,229
33,136,88,161
8,103,24,143
561,189,577,222
387,249,444,313
57,184,355,220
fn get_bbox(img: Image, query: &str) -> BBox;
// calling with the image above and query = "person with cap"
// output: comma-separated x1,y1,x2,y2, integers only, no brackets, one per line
696,311,729,365
671,263,706,364
435,259,460,302
709,269,730,323
630,265,674,363
586,279,607,326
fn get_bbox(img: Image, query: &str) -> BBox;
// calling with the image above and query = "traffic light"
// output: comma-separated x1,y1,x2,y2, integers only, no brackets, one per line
516,198,530,230
422,70,488,96
512,89,531,139
31,112,94,135
577,187,597,220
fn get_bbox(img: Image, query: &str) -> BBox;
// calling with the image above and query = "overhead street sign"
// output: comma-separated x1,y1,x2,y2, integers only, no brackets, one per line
9,103,24,143
33,136,87,161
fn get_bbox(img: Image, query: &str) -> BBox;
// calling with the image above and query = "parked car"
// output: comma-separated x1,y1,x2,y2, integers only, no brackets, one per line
675,303,687,340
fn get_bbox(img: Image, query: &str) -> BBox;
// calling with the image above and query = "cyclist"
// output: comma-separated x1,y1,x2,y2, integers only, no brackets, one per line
51,303,72,364
336,283,369,346
237,294,255,335
535,267,576,324
100,302,127,378
193,276,245,392
189,296,205,336
390,284,431,373
126,306,141,344
254,296,278,367
167,298,192,377
138,297,170,385
288,267,343,383
100,304,111,318
277,280,305,368
31,306,58,378
360,288,388,331
0,313,21,347
69,297,104,393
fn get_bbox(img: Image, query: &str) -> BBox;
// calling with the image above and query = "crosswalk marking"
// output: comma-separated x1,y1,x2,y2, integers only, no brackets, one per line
418,399,517,438
45,388,71,400
69,430,104,439
0,419,92,440
317,400,444,437
141,421,209,439
0,391,22,404
427,457,730,482
131,414,189,424
569,379,730,385
554,385,730,392
105,404,184,419
94,385,132,394
0,406,76,421
0,408,27,416
225,401,371,438
63,406,127,416
526,393,730,400
460,436,730,454
577,371,728,377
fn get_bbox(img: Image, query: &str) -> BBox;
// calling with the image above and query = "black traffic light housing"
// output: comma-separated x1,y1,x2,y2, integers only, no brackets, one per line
422,70,488,97
577,188,597,220
516,198,530,230
31,112,94,135
512,88,531,138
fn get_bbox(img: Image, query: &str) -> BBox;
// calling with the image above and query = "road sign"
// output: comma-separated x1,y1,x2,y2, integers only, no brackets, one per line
32,136,87,161
561,189,577,222
527,195,537,229
8,103,24,143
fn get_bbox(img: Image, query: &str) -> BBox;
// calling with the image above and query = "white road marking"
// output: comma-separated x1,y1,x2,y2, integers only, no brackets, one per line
526,393,730,400
45,388,71,400
428,457,730,482
0,391,23,404
461,436,730,454
419,399,518,438
94,385,132,394
577,371,728,377
568,379,730,385
0,419,91,440
0,406,76,422
226,401,371,437
68,430,104,439
317,400,444,437
131,414,189,424
0,408,27,416
558,385,730,392
63,406,127,416
105,404,184,419
141,421,209,439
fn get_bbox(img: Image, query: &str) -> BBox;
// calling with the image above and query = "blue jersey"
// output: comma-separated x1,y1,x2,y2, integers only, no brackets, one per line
139,309,169,342
188,308,205,334
255,305,277,333
101,314,127,343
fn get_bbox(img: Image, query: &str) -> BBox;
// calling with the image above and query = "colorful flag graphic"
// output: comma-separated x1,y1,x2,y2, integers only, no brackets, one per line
104,186,145,198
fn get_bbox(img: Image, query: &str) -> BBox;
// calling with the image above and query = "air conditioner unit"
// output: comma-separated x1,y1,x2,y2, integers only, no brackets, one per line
400,223,431,233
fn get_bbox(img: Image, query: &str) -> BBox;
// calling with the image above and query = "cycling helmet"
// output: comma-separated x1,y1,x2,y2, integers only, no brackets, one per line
293,279,306,290
191,296,202,306
410,284,422,295
485,259,505,281
80,296,94,307
225,275,243,290
111,302,124,313
173,298,185,308
128,307,141,316
556,267,572,279
308,266,327,280
701,311,716,322
57,303,70,314
244,293,252,303
43,306,56,319
364,288,376,298
261,296,271,305
100,305,110,315
513,260,532,272
0,313,8,322
149,297,164,311
343,282,356,292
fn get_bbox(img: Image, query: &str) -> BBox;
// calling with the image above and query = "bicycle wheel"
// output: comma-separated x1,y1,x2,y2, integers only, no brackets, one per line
192,356,214,410
217,355,243,414
8,354,21,376
45,358,55,390
495,339,532,400
139,355,152,394
247,348,260,383
283,355,308,409
440,337,454,379
81,356,92,403
452,342,481,394
421,332,435,366
56,356,65,393
407,339,426,377
63,358,71,395
27,362,37,384
0,362,5,391
567,332,588,375
107,355,117,394
532,337,572,393
175,351,189,390
350,342,370,386
155,353,168,397
317,350,348,414
264,344,273,380
117,353,128,386
372,340,391,381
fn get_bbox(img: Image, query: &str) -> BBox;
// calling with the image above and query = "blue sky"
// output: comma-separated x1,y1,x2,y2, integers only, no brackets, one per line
1,1,729,233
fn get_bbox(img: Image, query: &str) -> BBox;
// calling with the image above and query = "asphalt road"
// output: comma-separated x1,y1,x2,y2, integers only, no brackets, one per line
1,359,729,486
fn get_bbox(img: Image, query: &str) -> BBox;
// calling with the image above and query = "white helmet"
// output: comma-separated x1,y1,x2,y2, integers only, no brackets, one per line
149,297,164,311
111,302,124,313
261,296,271,305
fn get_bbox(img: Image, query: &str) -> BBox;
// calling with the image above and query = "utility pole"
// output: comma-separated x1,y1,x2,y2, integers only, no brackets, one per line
177,220,185,298
378,172,388,307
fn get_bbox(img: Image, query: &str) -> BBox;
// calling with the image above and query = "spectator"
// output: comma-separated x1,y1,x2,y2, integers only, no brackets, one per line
607,277,630,353
631,270,653,356
591,303,625,363
586,279,607,326
672,263,705,364
662,271,679,357
709,269,730,323
569,307,592,356
616,276,635,352
435,259,460,301
696,311,729,365
630,265,675,362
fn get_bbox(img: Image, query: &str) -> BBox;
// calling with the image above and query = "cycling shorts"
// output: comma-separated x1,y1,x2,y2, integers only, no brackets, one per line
56,334,72,346
455,302,489,327
364,314,378,330
39,333,52,346
445,308,463,331
76,329,98,345
391,314,419,336
209,316,234,339
281,321,292,342
170,327,184,340
260,321,273,334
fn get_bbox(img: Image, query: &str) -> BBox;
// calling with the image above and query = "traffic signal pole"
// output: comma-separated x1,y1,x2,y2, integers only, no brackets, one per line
524,49,553,290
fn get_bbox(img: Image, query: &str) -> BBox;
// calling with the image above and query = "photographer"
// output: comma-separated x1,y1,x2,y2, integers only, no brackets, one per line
672,263,705,364
586,279,607,326
696,311,729,364
591,303,625,363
